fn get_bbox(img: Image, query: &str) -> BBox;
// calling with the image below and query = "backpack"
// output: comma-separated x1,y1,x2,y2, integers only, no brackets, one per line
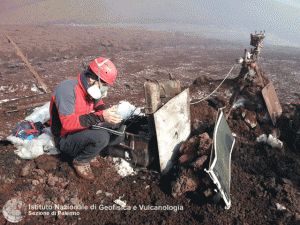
12,122,44,140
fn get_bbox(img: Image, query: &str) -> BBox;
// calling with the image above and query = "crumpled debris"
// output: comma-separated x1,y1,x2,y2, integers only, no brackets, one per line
275,203,286,211
105,192,113,198
96,190,103,195
112,158,137,177
256,134,284,149
232,97,249,110
179,135,200,155
197,133,213,155
113,196,127,207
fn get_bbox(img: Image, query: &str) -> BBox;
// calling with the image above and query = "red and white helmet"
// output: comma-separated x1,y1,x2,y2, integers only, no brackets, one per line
89,57,117,85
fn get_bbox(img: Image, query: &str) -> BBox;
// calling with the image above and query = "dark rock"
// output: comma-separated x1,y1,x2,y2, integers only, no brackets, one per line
193,76,211,85
179,154,196,166
179,135,200,155
197,133,213,156
35,155,58,171
191,155,208,169
294,213,300,222
192,119,208,134
203,188,213,197
244,110,257,128
19,161,35,177
257,111,271,123
100,39,112,47
121,44,131,51
171,169,201,198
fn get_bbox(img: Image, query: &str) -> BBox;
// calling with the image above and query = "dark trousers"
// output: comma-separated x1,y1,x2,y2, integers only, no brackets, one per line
58,129,110,164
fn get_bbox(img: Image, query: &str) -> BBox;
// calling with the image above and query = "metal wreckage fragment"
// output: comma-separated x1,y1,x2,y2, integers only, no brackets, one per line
235,31,282,125
108,77,191,174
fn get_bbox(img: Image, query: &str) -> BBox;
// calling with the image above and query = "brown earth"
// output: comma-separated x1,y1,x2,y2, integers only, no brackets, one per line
0,24,300,224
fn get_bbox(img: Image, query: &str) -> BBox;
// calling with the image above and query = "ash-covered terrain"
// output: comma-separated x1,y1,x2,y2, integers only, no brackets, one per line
0,24,300,224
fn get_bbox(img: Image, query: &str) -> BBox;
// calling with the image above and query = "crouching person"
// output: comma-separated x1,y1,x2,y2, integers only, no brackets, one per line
50,58,123,181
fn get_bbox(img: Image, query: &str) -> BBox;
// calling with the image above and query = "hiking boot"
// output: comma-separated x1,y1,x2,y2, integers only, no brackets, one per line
73,160,95,181
90,155,102,168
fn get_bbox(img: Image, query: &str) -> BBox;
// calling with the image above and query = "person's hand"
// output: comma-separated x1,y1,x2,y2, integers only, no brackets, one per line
103,108,123,124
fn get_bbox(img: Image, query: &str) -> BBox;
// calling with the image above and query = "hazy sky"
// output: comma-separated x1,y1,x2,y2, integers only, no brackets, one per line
0,0,299,47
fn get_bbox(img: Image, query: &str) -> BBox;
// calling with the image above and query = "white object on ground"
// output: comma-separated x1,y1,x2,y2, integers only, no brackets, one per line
25,101,50,124
256,134,283,149
96,190,103,195
113,198,127,207
232,97,247,109
124,151,130,160
105,192,113,197
267,134,284,149
276,203,287,211
256,134,268,143
7,127,60,159
112,157,137,177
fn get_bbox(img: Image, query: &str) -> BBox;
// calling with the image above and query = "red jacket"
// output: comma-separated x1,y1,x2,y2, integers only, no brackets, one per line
50,72,105,138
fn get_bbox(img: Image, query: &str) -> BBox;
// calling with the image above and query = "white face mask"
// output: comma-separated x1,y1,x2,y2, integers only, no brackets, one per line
87,83,109,99
87,84,102,99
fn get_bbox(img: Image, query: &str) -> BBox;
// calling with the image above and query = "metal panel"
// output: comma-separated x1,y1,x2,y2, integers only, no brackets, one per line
154,88,191,174
144,80,181,114
262,81,282,125
205,110,235,209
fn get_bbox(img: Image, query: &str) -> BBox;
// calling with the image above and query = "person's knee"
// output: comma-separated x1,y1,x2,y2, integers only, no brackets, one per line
74,129,110,150
101,130,110,147
90,129,110,147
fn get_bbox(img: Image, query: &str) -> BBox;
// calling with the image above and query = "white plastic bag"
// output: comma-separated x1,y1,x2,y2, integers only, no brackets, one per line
25,101,50,124
7,127,60,159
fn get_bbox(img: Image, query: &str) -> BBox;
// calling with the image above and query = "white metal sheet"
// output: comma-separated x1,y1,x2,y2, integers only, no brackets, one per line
205,110,235,209
154,88,191,174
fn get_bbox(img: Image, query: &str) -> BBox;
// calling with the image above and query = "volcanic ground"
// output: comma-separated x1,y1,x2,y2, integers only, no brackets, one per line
0,24,300,224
